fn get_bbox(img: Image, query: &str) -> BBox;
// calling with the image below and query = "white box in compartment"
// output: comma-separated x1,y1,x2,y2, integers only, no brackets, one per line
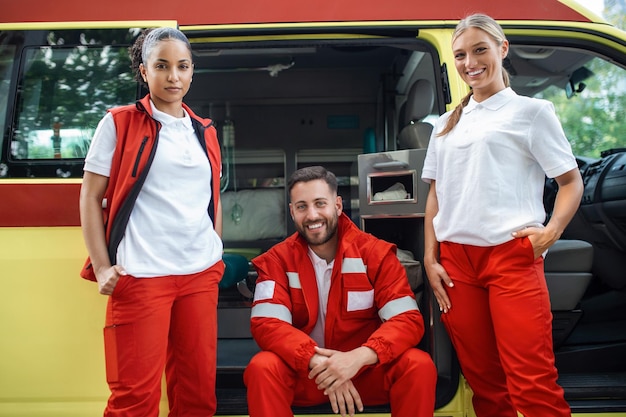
358,149,428,216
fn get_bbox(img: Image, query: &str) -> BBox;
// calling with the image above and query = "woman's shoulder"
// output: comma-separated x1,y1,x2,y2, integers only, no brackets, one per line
506,93,562,131
108,102,141,117
434,108,454,126
511,92,554,111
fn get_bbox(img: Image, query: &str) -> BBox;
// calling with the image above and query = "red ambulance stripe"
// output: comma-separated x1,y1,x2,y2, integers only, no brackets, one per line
0,182,81,227
2,0,591,26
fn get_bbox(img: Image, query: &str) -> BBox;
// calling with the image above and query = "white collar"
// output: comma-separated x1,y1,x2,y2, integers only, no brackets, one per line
308,246,334,268
149,100,192,128
463,87,516,114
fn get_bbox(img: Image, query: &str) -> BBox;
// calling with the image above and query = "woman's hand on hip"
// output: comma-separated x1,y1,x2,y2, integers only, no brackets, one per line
96,265,127,296
512,226,557,259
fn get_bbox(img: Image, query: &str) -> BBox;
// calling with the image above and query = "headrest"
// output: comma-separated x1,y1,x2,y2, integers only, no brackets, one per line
404,79,435,123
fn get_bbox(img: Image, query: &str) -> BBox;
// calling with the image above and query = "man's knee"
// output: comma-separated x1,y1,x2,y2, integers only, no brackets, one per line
397,348,437,381
244,351,287,386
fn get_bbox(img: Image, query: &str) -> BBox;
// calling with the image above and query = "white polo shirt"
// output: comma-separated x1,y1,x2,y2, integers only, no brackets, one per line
421,88,577,246
308,248,334,348
84,101,223,277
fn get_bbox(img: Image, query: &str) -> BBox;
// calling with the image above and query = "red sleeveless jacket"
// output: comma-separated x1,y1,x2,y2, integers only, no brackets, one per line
80,95,222,281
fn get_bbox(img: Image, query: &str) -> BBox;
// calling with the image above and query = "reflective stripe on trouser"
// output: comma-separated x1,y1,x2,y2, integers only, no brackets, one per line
103,261,224,417
243,348,437,417
439,238,570,417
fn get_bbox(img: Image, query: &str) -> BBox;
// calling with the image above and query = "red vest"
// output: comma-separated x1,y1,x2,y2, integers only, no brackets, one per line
80,95,222,281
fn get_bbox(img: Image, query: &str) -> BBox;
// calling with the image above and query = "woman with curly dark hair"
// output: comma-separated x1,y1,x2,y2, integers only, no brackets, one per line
80,27,224,416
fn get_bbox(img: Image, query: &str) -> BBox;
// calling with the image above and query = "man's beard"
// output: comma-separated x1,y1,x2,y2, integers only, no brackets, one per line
297,216,338,246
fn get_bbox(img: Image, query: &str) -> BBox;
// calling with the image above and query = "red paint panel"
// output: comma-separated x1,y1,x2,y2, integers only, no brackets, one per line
0,183,81,227
1,0,590,25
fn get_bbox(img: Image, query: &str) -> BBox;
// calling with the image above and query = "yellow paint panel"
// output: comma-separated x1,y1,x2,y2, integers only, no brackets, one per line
0,227,107,403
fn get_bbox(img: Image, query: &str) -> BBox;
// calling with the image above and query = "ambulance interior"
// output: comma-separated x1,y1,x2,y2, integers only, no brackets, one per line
181,35,626,413
2,27,625,412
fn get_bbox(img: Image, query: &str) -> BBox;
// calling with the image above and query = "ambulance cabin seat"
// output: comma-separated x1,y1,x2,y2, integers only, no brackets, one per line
544,239,593,347
398,79,435,150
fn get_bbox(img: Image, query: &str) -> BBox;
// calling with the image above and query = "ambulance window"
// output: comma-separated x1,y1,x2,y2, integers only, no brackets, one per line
523,53,625,159
10,34,136,163
534,56,625,158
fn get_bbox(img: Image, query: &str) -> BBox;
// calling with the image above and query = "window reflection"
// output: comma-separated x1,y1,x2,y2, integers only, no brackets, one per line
10,31,137,162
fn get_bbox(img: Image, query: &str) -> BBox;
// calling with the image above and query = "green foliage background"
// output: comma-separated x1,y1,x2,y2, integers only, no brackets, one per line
538,1,626,158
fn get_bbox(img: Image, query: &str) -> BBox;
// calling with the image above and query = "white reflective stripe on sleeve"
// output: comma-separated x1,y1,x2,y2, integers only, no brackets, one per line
378,296,419,322
253,280,275,302
341,258,366,273
287,272,301,289
251,302,293,324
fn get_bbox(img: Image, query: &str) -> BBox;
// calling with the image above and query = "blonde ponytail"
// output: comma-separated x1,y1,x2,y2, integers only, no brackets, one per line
437,90,472,137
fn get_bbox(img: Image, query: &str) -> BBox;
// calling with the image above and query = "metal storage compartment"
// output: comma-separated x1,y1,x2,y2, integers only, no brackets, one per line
357,149,430,306
358,149,428,217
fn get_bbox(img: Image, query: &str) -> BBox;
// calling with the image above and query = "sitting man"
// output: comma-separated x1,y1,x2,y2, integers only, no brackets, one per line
244,166,437,417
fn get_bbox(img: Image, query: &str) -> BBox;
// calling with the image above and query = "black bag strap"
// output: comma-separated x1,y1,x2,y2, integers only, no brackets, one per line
107,124,160,265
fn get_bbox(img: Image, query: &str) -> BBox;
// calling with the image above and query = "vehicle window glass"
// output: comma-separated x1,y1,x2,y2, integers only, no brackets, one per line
10,42,135,161
535,56,625,159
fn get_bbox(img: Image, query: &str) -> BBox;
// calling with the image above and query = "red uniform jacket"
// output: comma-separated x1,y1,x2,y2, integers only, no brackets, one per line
80,94,221,281
251,213,424,376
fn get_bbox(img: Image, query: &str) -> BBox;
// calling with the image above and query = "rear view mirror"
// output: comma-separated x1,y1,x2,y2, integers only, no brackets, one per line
565,66,593,98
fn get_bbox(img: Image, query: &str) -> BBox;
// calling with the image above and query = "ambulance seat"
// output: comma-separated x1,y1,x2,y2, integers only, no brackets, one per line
398,79,435,149
544,239,593,311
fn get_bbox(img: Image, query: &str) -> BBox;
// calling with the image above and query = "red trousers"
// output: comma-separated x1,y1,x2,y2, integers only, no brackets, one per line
244,348,437,417
103,261,224,417
439,238,570,417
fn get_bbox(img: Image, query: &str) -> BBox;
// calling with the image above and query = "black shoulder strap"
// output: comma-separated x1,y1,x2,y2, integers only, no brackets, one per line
191,118,216,224
107,123,160,265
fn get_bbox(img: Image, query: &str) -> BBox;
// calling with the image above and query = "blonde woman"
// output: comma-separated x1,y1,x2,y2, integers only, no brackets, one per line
422,13,583,417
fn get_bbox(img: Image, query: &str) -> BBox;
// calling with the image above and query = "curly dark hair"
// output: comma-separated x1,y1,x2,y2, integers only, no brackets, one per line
129,27,193,89
129,29,149,88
